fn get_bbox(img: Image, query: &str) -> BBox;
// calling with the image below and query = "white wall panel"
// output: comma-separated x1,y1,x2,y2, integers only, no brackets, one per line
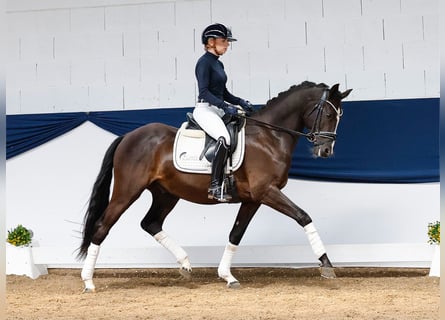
344,17,383,45
158,27,195,56
211,0,249,23
229,75,271,104
139,30,160,56
5,88,21,114
403,41,439,71
401,0,437,15
19,85,55,113
7,62,36,87
306,18,345,46
19,35,54,62
422,14,438,42
176,0,211,29
269,75,305,100
325,44,363,73
159,80,196,107
70,7,105,32
230,23,269,52
244,0,286,24
105,57,141,85
284,0,322,19
362,0,400,17
249,50,286,78
70,59,105,86
385,70,426,99
224,51,250,79
55,32,122,59
364,41,402,72
383,14,424,42
268,21,306,49
424,69,439,97
105,5,140,31
141,56,175,82
34,9,71,34
88,84,123,110
7,36,20,61
345,71,385,101
140,2,175,29
322,0,362,19
36,61,70,86
51,85,89,112
5,0,440,110
304,71,347,91
122,32,141,58
176,55,198,83
287,46,325,74
7,11,37,34
124,81,160,109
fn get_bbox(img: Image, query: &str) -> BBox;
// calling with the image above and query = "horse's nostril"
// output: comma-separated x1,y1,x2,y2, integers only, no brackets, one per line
324,148,330,155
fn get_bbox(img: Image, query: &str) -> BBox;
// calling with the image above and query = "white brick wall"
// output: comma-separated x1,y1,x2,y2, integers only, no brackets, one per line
6,0,439,114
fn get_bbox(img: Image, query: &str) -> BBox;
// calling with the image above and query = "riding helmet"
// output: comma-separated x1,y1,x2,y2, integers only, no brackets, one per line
201,23,237,44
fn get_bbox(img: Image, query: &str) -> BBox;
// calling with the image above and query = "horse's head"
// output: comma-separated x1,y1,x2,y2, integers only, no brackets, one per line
304,84,352,158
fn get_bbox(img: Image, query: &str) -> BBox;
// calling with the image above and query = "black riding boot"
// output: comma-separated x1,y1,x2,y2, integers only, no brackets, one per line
208,137,232,202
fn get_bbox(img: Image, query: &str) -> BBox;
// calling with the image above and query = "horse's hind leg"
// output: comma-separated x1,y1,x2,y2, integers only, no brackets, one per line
218,202,261,288
140,187,192,278
82,190,143,292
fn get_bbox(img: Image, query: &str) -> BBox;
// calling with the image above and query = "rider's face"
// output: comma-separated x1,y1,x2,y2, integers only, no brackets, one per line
208,38,230,56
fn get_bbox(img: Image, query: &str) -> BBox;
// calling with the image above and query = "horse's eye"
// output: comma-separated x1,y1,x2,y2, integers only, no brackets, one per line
325,113,333,118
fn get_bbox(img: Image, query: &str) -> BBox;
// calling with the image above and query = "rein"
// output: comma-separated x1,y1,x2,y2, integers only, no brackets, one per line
237,88,341,143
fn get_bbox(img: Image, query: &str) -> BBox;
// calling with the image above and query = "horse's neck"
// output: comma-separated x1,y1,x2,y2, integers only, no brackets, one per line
257,93,308,133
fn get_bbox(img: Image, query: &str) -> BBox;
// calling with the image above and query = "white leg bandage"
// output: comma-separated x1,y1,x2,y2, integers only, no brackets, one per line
154,231,191,271
81,243,100,291
218,242,238,285
304,222,326,258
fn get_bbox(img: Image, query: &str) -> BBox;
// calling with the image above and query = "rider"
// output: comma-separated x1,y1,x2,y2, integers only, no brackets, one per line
193,23,253,202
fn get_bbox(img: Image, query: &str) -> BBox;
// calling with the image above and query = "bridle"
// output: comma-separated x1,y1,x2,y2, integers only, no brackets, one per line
238,88,343,143
306,88,343,143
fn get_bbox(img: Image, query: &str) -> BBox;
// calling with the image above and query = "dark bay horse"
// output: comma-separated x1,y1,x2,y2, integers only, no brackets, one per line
79,81,352,291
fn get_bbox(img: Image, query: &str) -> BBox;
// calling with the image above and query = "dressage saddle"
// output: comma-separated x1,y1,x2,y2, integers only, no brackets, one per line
185,112,246,163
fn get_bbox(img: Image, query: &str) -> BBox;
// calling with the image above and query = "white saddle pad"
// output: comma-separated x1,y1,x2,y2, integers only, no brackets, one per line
173,122,245,174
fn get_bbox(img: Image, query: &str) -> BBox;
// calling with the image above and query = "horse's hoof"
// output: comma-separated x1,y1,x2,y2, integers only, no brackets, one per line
320,266,336,279
82,287,96,293
227,281,241,289
179,267,192,280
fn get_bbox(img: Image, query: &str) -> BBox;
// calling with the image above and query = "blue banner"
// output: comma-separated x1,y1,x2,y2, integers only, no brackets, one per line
6,98,439,183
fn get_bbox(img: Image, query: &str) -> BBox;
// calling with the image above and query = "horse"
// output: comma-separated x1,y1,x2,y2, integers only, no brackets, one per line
78,81,352,292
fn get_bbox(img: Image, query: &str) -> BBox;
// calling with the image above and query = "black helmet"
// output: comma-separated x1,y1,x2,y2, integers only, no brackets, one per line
201,23,237,45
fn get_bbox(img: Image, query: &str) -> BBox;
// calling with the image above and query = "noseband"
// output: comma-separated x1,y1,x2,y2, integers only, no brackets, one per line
306,89,343,143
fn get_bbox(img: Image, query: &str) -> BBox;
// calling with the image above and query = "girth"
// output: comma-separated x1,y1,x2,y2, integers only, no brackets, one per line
185,112,246,162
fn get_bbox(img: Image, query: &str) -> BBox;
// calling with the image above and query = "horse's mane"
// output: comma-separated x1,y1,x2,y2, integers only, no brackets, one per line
264,81,328,108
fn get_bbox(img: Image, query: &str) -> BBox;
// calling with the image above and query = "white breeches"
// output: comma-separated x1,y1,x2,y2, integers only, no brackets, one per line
193,102,231,145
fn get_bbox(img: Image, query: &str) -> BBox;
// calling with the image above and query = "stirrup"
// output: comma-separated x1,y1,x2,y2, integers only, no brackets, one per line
208,186,232,202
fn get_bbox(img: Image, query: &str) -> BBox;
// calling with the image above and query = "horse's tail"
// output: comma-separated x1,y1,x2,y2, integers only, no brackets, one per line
77,135,124,260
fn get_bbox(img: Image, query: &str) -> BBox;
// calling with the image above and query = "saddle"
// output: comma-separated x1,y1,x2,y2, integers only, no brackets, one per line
173,113,246,174
185,112,246,162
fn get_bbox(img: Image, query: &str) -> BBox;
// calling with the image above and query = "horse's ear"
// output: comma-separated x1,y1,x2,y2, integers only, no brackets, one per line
329,84,340,96
341,89,352,99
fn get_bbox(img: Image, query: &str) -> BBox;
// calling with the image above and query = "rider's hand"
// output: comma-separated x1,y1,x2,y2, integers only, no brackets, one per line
239,99,254,115
224,104,239,115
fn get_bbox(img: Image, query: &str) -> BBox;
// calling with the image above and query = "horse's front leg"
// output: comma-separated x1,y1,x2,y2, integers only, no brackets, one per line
262,186,336,279
218,202,261,288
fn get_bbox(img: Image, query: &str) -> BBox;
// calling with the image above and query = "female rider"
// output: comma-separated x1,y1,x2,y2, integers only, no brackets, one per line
193,23,253,202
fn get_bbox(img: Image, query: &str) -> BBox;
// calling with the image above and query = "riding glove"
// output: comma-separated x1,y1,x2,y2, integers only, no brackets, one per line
239,99,254,115
223,104,239,115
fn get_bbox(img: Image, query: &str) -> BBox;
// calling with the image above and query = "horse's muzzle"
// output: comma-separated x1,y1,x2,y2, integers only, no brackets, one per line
313,140,335,158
